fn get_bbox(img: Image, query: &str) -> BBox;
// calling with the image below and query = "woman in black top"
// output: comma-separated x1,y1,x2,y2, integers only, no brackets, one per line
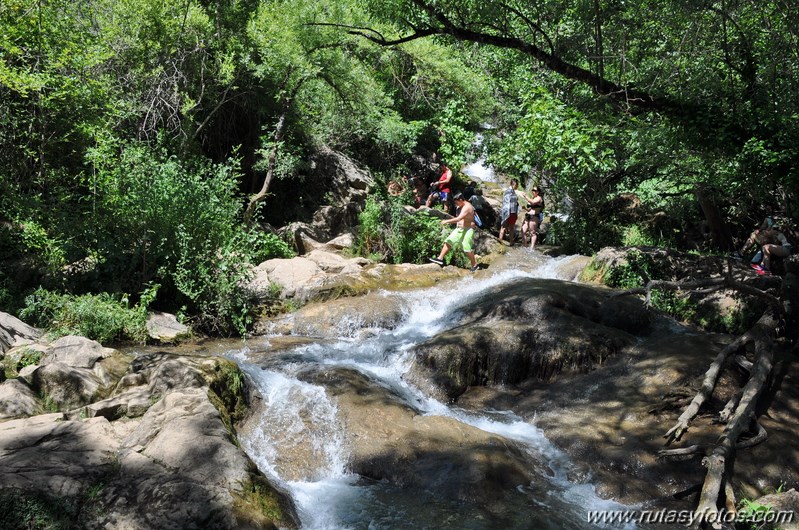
520,187,544,250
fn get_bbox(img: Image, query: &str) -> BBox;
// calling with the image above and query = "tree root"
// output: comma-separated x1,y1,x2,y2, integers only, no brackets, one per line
613,266,788,529
692,312,775,529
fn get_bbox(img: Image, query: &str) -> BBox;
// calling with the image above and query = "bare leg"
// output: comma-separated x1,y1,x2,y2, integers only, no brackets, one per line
529,219,540,250
437,243,452,261
739,230,761,255
762,244,789,270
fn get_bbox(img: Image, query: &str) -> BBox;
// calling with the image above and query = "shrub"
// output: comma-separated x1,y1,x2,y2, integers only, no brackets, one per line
356,197,445,264
84,139,282,335
20,287,152,344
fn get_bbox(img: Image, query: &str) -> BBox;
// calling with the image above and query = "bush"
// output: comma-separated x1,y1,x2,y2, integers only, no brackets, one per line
20,287,152,344
356,197,445,264
244,230,296,263
84,139,283,335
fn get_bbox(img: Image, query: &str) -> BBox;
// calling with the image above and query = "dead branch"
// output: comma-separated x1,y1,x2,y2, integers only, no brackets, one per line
611,276,781,311
732,354,753,372
658,419,766,461
663,328,750,443
693,313,775,528
719,391,741,423
658,444,706,458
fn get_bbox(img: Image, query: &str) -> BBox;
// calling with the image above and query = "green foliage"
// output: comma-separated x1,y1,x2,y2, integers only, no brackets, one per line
84,139,268,335
19,287,151,344
0,489,79,530
597,249,758,334
620,225,670,248
436,99,476,170
603,251,653,290
3,346,43,379
242,231,296,263
356,197,445,264
4,0,799,336
736,497,775,530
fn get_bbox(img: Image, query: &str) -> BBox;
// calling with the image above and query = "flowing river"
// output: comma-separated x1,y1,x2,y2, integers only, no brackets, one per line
220,253,639,530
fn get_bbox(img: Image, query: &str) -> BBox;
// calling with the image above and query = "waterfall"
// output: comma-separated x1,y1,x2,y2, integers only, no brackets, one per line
228,254,638,529
462,132,496,183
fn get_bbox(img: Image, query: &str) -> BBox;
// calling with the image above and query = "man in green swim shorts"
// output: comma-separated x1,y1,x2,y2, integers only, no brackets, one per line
428,192,479,272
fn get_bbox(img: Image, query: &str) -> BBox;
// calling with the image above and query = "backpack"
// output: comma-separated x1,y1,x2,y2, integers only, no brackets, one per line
473,211,483,228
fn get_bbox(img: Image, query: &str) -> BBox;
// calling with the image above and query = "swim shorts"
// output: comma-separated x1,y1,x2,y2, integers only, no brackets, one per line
445,227,475,253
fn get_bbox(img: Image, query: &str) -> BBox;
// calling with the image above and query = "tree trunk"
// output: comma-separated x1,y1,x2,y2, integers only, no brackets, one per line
694,184,733,251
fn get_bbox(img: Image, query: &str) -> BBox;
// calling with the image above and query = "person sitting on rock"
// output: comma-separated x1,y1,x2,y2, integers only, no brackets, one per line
751,227,793,275
732,212,777,262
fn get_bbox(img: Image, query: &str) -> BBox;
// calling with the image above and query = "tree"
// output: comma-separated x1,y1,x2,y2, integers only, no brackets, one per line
333,0,798,245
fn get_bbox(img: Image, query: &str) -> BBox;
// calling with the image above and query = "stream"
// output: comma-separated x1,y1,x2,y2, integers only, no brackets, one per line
221,253,639,529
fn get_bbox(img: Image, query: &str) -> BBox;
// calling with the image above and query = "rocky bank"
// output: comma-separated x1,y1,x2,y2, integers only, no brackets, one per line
0,312,298,530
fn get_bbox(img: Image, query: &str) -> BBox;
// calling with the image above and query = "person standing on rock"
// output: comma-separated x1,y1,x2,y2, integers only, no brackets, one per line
498,178,520,246
426,163,453,213
429,193,479,272
520,186,545,251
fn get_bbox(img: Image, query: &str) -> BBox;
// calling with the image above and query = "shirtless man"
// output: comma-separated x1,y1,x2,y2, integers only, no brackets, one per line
428,192,479,272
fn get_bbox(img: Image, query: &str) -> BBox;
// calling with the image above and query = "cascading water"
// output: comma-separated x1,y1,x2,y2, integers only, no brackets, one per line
462,132,496,183
227,254,638,530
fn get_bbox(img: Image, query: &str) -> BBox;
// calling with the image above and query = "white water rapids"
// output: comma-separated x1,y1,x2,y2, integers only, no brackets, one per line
222,254,641,530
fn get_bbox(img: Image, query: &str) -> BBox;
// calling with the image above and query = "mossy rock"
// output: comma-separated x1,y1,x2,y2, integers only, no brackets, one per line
200,357,249,425
232,473,299,530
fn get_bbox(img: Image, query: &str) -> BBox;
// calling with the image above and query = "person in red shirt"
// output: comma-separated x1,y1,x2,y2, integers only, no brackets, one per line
426,164,453,212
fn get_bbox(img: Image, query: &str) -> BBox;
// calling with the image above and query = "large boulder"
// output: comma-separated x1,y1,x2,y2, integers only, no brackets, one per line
0,378,42,419
311,145,373,205
406,278,650,400
0,310,41,354
31,362,104,410
258,257,324,299
0,348,299,529
750,489,799,530
41,335,116,368
146,311,190,343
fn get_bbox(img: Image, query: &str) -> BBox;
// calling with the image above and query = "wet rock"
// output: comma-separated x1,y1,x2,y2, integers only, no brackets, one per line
297,367,546,511
287,292,407,338
407,278,649,400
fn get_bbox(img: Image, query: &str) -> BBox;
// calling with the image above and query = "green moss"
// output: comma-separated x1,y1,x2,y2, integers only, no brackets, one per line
3,347,43,378
578,257,607,283
203,357,249,426
237,475,284,521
